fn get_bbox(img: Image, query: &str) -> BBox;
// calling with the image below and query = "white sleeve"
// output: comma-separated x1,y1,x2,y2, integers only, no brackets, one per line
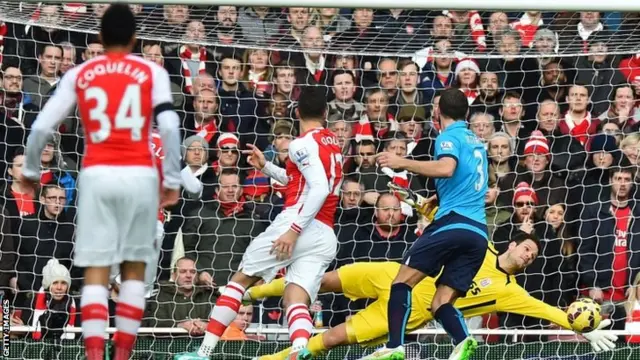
288,138,330,234
152,65,182,190
23,69,78,180
181,166,203,199
262,161,289,185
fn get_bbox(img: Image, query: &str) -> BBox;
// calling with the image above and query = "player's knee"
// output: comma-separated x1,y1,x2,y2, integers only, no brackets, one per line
430,286,459,314
230,271,260,289
283,282,311,308
320,271,342,293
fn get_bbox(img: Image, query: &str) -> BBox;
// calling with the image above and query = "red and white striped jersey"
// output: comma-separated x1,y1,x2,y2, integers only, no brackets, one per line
22,51,182,190
283,127,343,230
70,53,172,168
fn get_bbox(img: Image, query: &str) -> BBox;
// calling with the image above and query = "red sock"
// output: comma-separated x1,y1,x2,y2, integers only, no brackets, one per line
113,280,146,360
81,285,109,360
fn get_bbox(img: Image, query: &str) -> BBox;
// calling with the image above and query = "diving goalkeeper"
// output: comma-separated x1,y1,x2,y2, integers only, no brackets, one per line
237,232,616,360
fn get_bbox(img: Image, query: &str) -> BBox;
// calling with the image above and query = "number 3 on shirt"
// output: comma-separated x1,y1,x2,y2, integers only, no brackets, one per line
473,149,485,192
85,84,144,143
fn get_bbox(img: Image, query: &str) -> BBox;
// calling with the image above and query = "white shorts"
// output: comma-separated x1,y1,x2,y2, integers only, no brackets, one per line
239,210,337,301
110,220,165,297
74,166,159,268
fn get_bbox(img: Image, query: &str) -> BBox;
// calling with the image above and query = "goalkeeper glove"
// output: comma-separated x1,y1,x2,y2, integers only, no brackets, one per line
582,319,618,352
387,182,437,221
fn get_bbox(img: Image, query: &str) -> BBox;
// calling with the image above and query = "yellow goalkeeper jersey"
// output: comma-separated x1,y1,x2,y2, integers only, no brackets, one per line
338,243,571,345
432,244,571,329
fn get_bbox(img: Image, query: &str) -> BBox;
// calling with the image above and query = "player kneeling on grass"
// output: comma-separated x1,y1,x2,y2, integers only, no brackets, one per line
238,232,617,360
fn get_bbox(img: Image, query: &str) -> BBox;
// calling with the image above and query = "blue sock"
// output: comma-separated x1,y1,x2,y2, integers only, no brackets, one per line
386,283,412,349
434,303,469,345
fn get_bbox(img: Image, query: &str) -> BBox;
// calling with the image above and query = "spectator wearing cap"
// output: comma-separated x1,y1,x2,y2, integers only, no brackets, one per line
453,58,480,105
493,182,561,335
575,30,626,116
578,165,640,331
182,135,216,201
13,183,75,305
396,105,436,161
214,133,241,177
497,131,567,215
470,71,502,123
532,28,559,67
23,259,76,342
558,83,600,148
183,169,268,286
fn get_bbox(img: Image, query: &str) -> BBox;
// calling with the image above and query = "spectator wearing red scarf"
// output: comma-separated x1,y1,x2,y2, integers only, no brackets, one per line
558,83,600,149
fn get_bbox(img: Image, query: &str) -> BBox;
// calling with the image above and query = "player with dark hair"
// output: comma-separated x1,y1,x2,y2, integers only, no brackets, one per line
22,4,182,360
183,86,342,360
242,233,617,360
374,88,488,360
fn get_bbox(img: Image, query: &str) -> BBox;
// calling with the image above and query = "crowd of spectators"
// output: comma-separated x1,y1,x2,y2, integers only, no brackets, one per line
0,2,640,346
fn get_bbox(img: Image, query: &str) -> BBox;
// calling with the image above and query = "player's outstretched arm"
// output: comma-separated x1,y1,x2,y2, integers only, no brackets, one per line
375,153,457,179
245,143,289,185
152,66,182,191
498,286,617,352
23,69,79,182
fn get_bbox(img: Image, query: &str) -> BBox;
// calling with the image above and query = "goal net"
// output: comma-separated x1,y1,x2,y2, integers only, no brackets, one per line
1,2,640,359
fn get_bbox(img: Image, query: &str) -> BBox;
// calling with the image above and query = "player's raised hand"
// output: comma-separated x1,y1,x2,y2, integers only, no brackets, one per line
243,143,266,170
271,229,299,261
160,187,180,208
375,152,406,170
583,319,617,352
19,175,39,197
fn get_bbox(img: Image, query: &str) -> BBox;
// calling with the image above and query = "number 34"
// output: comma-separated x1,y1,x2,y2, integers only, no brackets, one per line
85,84,145,143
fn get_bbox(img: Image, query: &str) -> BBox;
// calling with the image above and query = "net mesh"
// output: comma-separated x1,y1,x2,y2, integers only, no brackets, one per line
1,2,640,360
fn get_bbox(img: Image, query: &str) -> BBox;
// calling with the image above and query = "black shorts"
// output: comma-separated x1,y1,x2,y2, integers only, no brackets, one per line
403,211,488,295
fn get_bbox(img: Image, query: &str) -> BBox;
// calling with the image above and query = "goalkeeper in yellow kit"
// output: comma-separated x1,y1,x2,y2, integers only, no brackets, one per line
240,231,617,360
